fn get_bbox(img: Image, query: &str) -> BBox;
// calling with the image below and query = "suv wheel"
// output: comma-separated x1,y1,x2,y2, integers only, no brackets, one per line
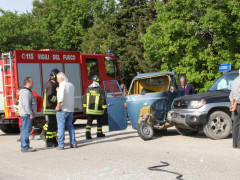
175,126,199,136
203,127,212,138
203,111,232,140
137,122,154,141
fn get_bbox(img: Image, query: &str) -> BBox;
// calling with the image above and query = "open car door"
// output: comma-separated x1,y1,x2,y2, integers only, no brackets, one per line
103,80,128,131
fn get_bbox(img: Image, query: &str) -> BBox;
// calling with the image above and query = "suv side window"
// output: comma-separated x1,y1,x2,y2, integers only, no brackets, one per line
86,58,99,79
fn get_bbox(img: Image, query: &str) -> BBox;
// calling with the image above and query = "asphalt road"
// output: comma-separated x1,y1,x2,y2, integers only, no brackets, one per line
0,120,240,180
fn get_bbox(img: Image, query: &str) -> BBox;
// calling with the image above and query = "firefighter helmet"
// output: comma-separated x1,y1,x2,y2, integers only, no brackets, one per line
92,75,102,83
50,68,60,81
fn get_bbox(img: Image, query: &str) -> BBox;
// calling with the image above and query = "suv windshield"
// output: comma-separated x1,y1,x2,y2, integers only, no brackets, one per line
208,73,238,91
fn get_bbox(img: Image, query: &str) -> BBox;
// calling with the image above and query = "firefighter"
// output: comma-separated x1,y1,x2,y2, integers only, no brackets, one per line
83,75,107,139
43,68,60,147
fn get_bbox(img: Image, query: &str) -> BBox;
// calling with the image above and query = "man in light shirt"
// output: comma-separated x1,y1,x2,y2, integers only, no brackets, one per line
229,69,240,149
55,72,77,150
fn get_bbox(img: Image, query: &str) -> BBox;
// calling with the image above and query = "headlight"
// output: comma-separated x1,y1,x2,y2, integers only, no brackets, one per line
188,100,206,109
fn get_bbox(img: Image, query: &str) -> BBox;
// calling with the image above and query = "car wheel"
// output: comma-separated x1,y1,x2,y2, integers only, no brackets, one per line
1,125,20,134
203,111,232,140
203,127,212,138
175,126,199,136
137,122,154,141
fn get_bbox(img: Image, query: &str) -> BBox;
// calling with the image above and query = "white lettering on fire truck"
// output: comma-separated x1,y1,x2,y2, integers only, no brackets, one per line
22,53,34,60
52,54,60,60
38,54,49,60
63,55,75,60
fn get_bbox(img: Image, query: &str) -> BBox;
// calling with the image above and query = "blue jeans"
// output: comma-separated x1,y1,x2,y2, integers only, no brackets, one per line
20,116,33,151
56,110,77,147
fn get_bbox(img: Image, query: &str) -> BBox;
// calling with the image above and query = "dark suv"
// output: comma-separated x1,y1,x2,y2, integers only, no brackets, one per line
167,71,238,139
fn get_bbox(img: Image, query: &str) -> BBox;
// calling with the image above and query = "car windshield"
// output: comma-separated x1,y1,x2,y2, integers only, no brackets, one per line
208,73,238,91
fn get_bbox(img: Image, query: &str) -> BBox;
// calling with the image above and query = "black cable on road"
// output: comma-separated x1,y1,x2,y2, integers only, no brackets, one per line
148,161,184,180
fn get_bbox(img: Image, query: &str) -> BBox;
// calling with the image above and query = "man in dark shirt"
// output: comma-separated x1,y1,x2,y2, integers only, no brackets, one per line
178,76,195,96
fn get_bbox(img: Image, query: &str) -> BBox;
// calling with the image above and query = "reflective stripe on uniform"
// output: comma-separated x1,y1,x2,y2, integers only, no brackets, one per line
46,132,53,139
83,104,87,107
43,89,56,115
52,132,57,137
86,125,92,129
102,105,107,109
85,92,104,115
43,109,56,114
86,93,90,113
86,109,104,115
86,129,91,132
46,131,57,138
49,95,57,103
94,95,100,112
43,124,48,130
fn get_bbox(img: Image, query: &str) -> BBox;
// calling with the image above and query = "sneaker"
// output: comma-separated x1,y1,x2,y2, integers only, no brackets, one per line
56,146,64,150
70,144,77,148
21,148,36,152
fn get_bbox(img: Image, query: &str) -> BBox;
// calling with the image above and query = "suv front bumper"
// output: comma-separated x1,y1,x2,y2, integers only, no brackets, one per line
167,109,208,127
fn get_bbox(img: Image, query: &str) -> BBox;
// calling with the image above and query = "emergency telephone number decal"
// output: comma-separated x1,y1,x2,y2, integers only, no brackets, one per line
21,53,76,61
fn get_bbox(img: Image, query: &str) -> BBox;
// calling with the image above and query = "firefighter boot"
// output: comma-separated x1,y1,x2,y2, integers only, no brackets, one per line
97,127,105,138
86,125,92,139
46,142,53,148
86,132,92,140
52,132,58,147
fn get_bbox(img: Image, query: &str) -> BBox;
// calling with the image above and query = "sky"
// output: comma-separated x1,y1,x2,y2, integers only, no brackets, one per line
0,0,34,13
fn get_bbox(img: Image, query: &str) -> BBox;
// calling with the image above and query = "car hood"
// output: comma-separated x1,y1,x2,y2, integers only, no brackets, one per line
174,90,230,103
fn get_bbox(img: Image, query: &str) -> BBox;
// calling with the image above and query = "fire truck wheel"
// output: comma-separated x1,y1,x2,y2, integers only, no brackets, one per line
137,122,154,141
1,125,20,134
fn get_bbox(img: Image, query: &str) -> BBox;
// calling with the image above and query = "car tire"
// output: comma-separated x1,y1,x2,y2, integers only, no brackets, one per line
0,125,20,134
137,122,154,141
203,111,232,140
175,126,199,136
203,126,212,138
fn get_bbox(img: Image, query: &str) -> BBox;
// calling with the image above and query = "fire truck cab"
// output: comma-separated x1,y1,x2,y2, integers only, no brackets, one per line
0,49,121,133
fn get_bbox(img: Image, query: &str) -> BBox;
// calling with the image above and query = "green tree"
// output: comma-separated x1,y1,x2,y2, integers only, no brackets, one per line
0,9,47,52
32,0,117,51
143,0,240,92
82,0,157,86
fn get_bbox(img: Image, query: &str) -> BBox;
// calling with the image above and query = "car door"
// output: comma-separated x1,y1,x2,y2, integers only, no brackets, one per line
103,80,128,131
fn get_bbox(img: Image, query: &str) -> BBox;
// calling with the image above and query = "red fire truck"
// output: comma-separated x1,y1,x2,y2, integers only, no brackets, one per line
0,49,122,133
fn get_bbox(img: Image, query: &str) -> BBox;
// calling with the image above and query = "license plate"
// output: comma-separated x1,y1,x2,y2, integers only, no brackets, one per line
172,112,179,118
